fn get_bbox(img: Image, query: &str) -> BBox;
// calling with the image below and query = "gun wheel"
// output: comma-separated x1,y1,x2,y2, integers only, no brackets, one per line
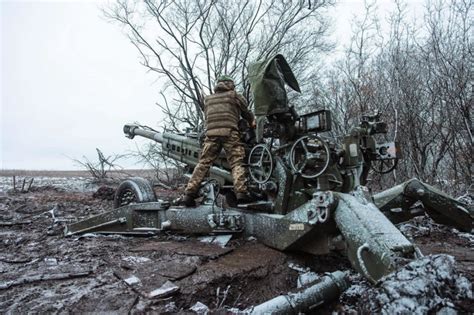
290,135,330,179
370,158,398,174
248,144,274,184
113,177,157,208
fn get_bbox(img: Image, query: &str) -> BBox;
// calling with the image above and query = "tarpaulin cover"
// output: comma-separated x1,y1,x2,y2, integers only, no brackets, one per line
248,54,301,116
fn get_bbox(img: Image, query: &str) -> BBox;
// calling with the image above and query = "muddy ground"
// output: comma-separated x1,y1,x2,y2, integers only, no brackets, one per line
0,172,472,314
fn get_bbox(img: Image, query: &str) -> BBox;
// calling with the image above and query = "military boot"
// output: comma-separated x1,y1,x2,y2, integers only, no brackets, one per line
182,193,197,207
236,192,253,204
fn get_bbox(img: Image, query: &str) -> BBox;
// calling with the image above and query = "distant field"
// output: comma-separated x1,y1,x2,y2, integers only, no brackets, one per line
0,169,156,178
0,169,159,192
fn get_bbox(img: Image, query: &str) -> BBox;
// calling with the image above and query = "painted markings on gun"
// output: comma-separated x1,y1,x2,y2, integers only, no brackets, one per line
289,223,305,231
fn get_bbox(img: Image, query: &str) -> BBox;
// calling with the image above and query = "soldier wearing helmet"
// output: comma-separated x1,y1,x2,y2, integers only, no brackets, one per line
183,75,256,206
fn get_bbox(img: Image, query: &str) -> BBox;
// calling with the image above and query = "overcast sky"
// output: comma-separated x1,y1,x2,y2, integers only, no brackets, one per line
1,0,422,170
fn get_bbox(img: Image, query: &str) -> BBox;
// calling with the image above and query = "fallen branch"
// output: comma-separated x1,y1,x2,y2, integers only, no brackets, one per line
217,285,231,308
12,204,27,212
0,271,91,290
154,181,172,190
0,257,33,264
0,221,32,226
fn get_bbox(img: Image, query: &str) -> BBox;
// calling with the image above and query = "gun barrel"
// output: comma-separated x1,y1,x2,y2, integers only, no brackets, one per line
249,271,349,314
123,124,164,143
123,124,233,184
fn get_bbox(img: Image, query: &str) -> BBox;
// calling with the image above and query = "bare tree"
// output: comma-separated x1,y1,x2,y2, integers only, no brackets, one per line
74,148,124,181
105,0,471,195
314,0,472,194
103,0,335,184
130,142,186,188
313,0,383,136
104,0,334,131
421,0,473,188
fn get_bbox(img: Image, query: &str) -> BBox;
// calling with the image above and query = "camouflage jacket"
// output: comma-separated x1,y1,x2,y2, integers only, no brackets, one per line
204,90,254,137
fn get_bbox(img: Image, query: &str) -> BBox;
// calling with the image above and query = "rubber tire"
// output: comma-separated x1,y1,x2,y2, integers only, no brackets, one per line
113,177,156,209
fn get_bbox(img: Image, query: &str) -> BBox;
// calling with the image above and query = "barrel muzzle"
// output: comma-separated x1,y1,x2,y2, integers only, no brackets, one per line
123,124,139,139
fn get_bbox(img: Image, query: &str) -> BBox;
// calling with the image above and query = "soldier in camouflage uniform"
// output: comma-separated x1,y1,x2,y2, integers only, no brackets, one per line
183,75,256,207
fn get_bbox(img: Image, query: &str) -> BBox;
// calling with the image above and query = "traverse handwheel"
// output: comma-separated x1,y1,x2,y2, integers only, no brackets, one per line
248,144,274,184
289,135,330,179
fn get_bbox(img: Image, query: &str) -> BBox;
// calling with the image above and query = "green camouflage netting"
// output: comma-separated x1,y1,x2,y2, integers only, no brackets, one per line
248,54,301,116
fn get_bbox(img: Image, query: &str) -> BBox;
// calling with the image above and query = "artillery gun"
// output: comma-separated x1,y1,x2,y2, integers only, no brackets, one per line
66,55,473,311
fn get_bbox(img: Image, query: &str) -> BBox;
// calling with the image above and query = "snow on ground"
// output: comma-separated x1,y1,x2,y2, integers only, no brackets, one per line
341,254,473,314
0,176,99,193
0,172,472,313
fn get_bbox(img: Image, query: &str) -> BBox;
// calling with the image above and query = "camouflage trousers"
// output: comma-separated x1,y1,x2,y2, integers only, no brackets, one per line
185,130,247,195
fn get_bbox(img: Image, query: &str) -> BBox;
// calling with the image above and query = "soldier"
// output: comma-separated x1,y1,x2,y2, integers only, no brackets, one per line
183,75,256,207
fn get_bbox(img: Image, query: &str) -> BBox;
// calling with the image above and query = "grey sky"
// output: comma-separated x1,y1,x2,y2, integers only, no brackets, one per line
2,0,161,169
1,0,422,170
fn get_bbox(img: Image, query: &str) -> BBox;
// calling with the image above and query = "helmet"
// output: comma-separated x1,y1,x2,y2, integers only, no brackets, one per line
216,75,234,83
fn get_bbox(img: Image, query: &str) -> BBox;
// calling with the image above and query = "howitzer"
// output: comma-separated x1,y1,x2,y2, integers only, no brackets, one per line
116,115,417,283
66,55,473,311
